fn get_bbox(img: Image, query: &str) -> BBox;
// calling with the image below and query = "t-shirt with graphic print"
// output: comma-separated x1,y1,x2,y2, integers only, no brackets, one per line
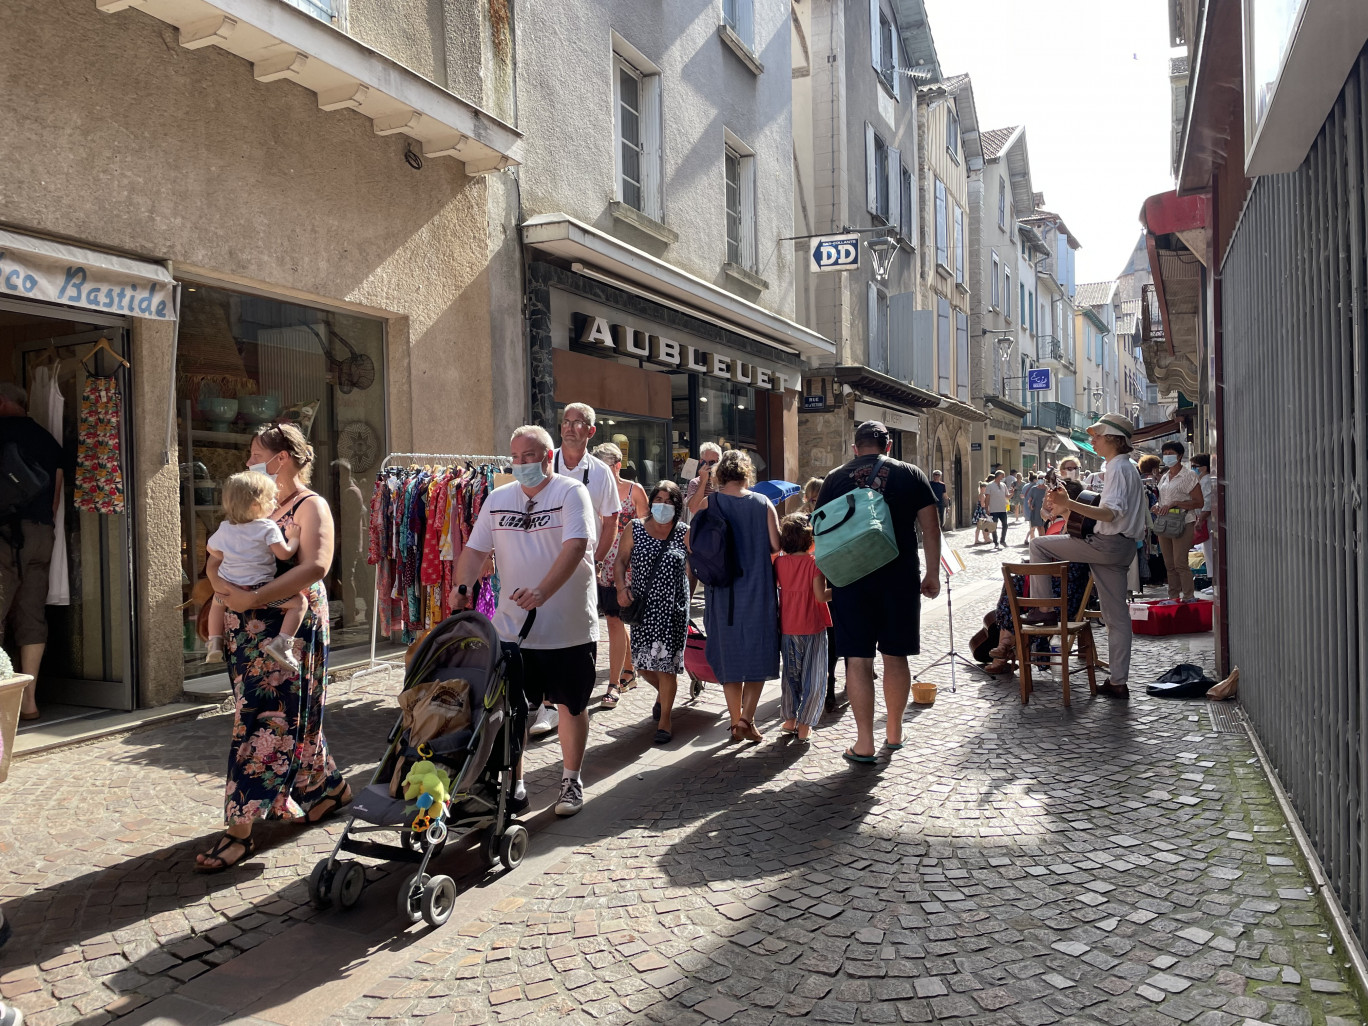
467,474,599,649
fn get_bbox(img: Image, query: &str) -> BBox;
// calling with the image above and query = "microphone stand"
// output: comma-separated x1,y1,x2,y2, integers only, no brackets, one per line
916,562,981,693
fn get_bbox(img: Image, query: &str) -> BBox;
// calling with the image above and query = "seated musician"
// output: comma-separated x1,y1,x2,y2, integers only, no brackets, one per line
1029,413,1147,699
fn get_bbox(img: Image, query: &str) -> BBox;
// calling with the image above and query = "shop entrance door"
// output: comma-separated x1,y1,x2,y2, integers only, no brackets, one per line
0,300,136,712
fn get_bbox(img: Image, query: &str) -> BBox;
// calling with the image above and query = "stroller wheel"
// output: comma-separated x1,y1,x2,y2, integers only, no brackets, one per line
330,860,366,910
421,875,457,927
401,828,448,864
308,858,335,909
499,825,529,871
689,675,704,700
396,871,428,924
480,826,501,868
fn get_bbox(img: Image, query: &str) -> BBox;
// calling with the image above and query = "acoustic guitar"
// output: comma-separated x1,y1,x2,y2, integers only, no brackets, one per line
1043,467,1101,539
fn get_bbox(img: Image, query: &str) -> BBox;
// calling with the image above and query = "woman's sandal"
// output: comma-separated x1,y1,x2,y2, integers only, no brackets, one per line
736,718,763,743
842,748,877,765
653,728,672,745
602,684,621,708
307,785,353,824
195,832,256,873
618,670,639,692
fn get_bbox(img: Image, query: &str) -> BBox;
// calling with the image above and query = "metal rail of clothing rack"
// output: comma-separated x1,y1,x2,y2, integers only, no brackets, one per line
352,452,512,679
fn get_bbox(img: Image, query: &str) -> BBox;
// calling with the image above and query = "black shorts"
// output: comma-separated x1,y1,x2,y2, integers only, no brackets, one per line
830,570,922,659
597,583,622,618
505,641,598,718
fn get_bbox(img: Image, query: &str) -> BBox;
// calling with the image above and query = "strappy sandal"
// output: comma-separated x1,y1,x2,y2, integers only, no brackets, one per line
307,785,353,824
736,718,763,743
602,684,621,708
618,670,639,692
195,832,256,873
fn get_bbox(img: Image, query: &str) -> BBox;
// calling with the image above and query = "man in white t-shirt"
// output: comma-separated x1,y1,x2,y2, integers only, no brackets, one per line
456,425,598,817
1030,413,1147,700
527,402,622,737
984,471,1011,550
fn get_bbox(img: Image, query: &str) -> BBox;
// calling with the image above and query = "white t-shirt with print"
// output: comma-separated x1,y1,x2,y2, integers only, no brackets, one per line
467,475,599,650
552,448,620,542
207,518,285,587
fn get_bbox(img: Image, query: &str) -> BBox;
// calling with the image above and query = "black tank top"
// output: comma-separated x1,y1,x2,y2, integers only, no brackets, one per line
273,493,316,577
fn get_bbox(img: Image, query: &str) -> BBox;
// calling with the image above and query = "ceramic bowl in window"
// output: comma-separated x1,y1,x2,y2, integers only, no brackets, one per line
238,394,280,425
201,398,238,432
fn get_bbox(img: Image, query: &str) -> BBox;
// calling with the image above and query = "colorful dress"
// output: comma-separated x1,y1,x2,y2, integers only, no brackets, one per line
222,493,342,825
626,519,688,673
598,486,638,587
73,376,124,514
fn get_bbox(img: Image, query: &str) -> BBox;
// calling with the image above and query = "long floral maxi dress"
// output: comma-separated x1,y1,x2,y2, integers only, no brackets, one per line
222,496,343,825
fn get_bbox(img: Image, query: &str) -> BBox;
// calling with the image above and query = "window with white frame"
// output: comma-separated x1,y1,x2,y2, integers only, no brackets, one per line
869,0,901,97
955,310,969,401
936,296,951,394
281,0,340,24
899,164,914,243
953,204,964,285
722,0,754,51
947,109,960,162
934,177,948,269
1028,290,1035,333
998,179,1006,229
1019,283,1026,323
723,138,757,270
1005,269,1012,320
865,124,899,227
614,51,662,220
991,252,1000,309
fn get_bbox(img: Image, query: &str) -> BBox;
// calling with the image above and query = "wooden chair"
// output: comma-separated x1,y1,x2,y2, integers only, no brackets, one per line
1076,575,1109,674
1001,562,1099,706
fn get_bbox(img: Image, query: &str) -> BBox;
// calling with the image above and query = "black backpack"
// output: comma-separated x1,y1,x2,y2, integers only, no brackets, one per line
0,440,49,519
688,503,742,624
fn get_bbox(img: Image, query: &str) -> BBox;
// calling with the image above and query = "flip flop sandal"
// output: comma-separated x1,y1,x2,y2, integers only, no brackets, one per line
653,729,672,745
195,832,256,873
884,741,905,750
602,684,621,708
307,786,353,824
842,748,877,765
779,724,800,735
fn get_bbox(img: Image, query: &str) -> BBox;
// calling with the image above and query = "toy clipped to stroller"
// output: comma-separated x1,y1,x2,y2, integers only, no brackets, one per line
308,595,535,928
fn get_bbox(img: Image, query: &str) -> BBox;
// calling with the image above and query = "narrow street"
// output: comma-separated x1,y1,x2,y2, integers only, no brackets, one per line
2,527,1361,1026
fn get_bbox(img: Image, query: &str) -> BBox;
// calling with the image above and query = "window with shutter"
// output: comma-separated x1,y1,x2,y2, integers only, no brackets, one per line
998,180,1006,228
281,0,335,22
934,178,948,268
991,253,1000,309
887,146,900,232
936,297,951,394
614,54,663,220
722,0,754,50
953,205,964,285
947,109,960,161
1005,270,1012,320
865,123,878,216
955,311,969,402
900,165,914,243
724,147,742,266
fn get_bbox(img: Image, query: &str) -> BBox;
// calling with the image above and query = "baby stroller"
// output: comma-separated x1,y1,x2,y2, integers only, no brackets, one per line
683,619,716,700
307,605,535,928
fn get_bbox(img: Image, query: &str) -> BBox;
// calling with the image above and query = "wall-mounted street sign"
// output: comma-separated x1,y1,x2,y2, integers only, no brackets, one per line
802,394,827,411
810,235,860,273
970,442,982,452
1027,368,1052,392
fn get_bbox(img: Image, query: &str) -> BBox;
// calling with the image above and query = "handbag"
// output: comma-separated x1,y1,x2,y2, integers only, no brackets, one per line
619,523,676,626
1153,509,1188,538
1193,518,1210,544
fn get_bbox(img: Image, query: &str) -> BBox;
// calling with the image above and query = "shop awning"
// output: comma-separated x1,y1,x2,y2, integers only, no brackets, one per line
0,229,178,320
97,0,521,174
1141,189,1207,397
524,214,836,362
1054,435,1080,453
1131,417,1184,443
834,366,941,410
1075,438,1097,456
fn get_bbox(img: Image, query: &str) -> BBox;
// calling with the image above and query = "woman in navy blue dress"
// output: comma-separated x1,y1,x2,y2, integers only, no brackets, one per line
691,450,781,743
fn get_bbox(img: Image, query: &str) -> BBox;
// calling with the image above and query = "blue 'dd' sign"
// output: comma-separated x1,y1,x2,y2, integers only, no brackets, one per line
811,235,860,273
1027,368,1052,391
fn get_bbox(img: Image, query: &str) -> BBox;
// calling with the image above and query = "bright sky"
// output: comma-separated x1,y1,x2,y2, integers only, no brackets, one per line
923,0,1176,284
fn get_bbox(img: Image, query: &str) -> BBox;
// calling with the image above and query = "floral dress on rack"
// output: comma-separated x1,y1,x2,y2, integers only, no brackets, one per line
222,493,343,826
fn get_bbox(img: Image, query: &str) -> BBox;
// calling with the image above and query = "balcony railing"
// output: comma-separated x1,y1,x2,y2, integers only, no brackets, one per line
1031,402,1072,431
1142,282,1166,346
1038,334,1073,369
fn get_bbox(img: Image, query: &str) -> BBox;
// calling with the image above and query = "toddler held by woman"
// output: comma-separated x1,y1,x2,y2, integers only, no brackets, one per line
204,471,307,673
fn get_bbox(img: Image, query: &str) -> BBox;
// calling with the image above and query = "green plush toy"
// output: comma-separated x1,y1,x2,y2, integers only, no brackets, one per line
401,760,451,810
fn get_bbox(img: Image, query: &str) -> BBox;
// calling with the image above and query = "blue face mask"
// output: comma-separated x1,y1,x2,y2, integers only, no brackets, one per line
1162,454,1178,467
651,503,675,524
512,461,547,488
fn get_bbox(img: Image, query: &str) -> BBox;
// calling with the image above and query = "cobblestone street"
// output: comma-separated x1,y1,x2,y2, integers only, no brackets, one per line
2,527,1363,1026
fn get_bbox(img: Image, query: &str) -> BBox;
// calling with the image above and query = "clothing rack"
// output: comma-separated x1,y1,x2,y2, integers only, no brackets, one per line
353,452,512,679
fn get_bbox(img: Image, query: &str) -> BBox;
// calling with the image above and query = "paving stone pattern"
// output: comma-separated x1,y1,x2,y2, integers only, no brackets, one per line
2,528,1364,1026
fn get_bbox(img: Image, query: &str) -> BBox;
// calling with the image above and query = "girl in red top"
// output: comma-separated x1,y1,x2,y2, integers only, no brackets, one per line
775,514,833,741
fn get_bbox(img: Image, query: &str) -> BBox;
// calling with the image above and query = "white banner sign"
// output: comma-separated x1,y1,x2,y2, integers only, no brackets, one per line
0,230,177,320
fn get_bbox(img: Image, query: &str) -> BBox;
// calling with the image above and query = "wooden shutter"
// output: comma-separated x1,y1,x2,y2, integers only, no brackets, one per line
887,146,900,232
641,74,663,221
865,123,877,216
869,0,881,73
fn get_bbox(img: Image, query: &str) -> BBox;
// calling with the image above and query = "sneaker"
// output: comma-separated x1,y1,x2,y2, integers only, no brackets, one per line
262,635,301,674
0,1002,24,1026
529,704,559,737
204,648,225,665
554,777,583,816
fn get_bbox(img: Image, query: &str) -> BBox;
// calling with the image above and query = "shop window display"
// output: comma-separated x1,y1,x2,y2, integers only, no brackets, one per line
175,284,385,677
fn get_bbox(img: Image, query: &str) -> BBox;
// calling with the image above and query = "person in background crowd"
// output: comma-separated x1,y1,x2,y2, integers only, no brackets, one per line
593,442,648,709
1031,414,1147,700
1004,469,1020,522
1193,453,1214,583
815,421,940,764
1153,440,1204,604
0,382,66,722
1135,454,1165,589
972,480,995,546
1058,456,1082,482
929,470,948,527
985,470,1011,550
529,403,620,738
684,441,723,519
456,425,598,817
774,514,832,743
799,476,824,515
691,450,780,743
613,481,689,744
1024,473,1048,542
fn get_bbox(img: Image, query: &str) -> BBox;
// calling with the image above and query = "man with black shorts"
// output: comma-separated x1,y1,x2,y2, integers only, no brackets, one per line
815,421,942,763
456,424,598,816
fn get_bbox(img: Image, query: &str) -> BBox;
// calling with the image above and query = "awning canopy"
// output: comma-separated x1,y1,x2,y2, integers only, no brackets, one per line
97,0,521,175
1141,189,1208,396
1054,435,1080,453
834,366,940,409
0,229,178,319
1131,417,1184,443
1075,438,1097,456
525,214,835,362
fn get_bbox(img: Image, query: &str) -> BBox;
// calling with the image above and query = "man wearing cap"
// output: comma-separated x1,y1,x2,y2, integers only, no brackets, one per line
1031,413,1147,699
814,421,941,761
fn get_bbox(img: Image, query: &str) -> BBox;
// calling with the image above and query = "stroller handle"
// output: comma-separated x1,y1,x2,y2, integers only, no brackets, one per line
456,584,536,641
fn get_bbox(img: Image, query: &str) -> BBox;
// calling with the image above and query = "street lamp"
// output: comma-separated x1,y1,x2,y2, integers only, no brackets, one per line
995,336,1013,395
1128,402,1141,423
865,235,898,284
1090,385,1104,413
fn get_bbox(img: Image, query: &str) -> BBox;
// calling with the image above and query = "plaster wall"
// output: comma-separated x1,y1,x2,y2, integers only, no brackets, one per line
515,0,796,319
1,0,524,701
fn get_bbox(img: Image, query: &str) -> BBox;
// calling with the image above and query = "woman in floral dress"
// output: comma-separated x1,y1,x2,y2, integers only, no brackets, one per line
195,423,348,870
594,443,648,708
613,481,689,743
